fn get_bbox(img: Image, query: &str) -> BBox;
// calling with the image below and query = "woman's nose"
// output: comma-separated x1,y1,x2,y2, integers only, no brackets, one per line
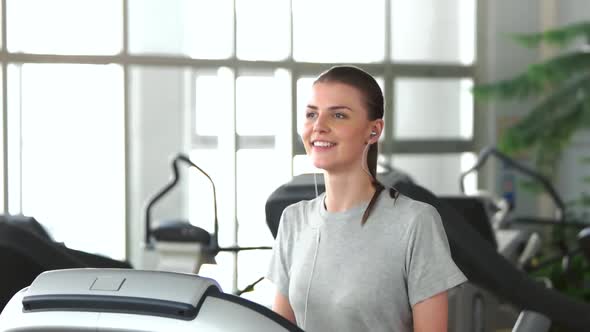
312,112,329,133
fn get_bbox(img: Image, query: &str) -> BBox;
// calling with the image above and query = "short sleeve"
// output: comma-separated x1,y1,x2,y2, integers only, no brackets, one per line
266,209,291,298
405,205,467,307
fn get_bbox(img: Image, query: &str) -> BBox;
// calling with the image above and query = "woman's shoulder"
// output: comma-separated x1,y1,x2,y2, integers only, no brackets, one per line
283,194,322,216
279,194,323,230
377,191,440,224
399,193,438,214
371,191,446,246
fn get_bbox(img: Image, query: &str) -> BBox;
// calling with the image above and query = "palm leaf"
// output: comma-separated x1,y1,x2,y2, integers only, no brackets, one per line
473,52,590,100
501,98,580,154
497,75,590,153
534,101,585,175
511,22,590,48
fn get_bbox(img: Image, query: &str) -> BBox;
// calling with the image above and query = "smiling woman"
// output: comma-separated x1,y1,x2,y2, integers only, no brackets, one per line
302,82,379,177
266,66,467,332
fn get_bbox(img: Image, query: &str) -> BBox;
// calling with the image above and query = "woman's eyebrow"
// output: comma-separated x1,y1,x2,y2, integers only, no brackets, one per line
306,104,353,111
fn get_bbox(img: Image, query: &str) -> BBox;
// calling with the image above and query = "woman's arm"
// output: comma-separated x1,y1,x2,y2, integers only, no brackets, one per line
273,291,297,325
412,291,448,332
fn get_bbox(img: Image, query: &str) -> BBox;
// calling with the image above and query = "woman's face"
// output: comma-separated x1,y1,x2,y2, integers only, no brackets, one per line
302,82,381,174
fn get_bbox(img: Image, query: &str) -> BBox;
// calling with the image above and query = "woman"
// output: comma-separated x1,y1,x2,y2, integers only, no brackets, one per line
267,66,466,332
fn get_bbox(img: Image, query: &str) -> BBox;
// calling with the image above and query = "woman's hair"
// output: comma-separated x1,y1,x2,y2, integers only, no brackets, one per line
314,66,384,182
314,65,391,225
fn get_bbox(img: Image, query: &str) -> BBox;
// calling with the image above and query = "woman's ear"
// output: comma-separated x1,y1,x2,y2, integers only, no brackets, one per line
369,119,384,144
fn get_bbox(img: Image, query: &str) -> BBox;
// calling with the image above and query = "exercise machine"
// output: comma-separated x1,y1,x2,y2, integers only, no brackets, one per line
265,170,590,331
0,269,302,332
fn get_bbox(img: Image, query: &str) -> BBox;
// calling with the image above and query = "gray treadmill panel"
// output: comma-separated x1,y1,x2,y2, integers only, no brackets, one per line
22,293,208,320
22,269,220,319
0,269,304,332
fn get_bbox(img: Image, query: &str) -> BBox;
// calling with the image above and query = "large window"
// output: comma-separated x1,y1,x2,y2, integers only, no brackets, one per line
4,0,125,260
7,0,122,55
1,0,479,306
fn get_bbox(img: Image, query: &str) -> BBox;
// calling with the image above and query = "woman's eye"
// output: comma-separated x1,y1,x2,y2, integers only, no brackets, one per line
335,113,346,119
306,112,317,119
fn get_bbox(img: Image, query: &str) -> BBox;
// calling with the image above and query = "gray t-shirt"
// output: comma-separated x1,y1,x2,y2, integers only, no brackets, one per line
266,190,467,332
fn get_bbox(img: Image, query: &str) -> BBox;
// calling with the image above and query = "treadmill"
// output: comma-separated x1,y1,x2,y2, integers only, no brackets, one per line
0,269,302,332
0,268,547,332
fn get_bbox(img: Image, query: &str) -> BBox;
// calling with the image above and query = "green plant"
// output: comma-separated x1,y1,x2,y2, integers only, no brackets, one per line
473,23,590,326
473,22,590,178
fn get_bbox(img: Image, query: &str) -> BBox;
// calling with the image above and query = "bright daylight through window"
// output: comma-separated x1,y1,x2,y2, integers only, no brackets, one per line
1,0,477,306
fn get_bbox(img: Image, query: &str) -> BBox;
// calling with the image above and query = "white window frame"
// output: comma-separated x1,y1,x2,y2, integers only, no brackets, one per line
0,0,485,294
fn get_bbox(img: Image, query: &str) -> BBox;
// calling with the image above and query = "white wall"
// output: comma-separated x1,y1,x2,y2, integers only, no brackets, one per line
125,0,194,267
479,0,541,216
555,1,590,217
557,0,590,27
128,67,191,267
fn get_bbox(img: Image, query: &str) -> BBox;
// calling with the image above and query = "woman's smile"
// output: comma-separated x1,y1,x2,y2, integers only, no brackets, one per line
311,140,337,151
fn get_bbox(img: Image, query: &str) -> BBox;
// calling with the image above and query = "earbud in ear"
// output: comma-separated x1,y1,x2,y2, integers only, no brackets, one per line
366,130,378,145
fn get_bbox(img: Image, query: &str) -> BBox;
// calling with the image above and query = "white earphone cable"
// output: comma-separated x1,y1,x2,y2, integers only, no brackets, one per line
313,172,319,198
362,142,374,182
302,229,320,329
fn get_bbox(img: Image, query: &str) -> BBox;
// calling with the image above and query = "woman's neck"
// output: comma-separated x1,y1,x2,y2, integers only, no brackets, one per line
323,170,375,212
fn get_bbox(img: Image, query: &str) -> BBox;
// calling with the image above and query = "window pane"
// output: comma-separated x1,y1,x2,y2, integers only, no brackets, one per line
294,154,388,177
293,154,321,176
12,64,125,259
394,78,473,139
238,250,275,306
392,153,477,195
237,149,290,247
293,0,385,63
198,251,234,293
7,0,122,55
7,65,20,215
195,69,233,136
186,0,233,58
391,0,476,64
296,77,315,136
128,0,186,55
189,149,235,247
236,72,290,136
129,0,233,58
189,147,236,292
236,0,290,61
